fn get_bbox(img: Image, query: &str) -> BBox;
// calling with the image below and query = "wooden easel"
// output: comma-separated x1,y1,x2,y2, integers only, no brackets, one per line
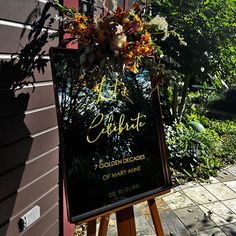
86,198,164,236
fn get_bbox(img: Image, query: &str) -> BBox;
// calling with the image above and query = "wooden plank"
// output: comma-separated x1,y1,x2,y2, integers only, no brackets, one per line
31,60,53,83
0,0,58,29
0,25,58,55
0,106,57,146
0,167,59,225
0,84,56,118
41,220,59,236
25,106,57,133
0,147,59,201
17,84,56,111
116,207,136,236
148,199,164,236
87,220,97,236
75,190,170,225
0,59,53,87
98,215,110,236
0,186,59,236
0,128,59,174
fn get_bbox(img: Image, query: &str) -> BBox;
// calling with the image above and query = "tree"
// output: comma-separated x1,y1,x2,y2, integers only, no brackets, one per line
150,0,236,123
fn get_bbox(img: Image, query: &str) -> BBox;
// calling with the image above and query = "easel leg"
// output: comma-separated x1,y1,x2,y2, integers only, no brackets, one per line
116,207,136,236
98,214,110,236
148,199,164,236
87,219,96,236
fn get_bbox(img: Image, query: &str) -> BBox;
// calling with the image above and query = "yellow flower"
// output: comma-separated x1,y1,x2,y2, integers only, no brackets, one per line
122,17,131,30
133,42,141,55
125,51,134,63
141,32,151,42
134,15,141,24
74,13,88,24
140,44,153,55
129,63,139,73
79,23,88,32
136,23,143,33
68,27,78,35
134,46,141,55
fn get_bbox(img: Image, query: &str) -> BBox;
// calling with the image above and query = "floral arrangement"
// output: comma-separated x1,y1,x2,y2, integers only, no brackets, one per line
52,0,171,74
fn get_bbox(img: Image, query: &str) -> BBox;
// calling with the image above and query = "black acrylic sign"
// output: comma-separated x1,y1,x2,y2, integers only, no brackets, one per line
50,48,171,223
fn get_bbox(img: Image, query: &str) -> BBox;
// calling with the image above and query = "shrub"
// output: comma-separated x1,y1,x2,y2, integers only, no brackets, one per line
165,121,222,181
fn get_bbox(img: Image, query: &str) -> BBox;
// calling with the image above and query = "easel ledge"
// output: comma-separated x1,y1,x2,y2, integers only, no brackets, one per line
77,189,170,236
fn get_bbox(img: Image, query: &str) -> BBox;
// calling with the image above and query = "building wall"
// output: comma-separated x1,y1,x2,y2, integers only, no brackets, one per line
0,0,60,235
0,0,135,235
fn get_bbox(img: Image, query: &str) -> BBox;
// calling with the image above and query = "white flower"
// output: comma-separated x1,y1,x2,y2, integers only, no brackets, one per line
161,32,170,41
114,24,124,35
54,14,64,22
148,15,168,31
109,24,127,51
110,33,127,51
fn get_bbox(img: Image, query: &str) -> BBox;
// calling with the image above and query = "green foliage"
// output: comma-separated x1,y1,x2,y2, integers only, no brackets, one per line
151,0,236,87
149,0,236,124
149,0,236,181
166,90,236,182
185,110,236,135
219,132,236,165
165,122,222,181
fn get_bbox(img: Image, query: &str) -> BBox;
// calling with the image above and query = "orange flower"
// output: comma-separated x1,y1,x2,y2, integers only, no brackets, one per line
114,6,123,18
129,63,139,73
125,51,134,63
122,17,131,30
133,42,141,55
74,13,88,24
146,44,153,54
141,32,151,43
140,44,153,55
132,2,141,11
134,46,141,55
139,46,148,55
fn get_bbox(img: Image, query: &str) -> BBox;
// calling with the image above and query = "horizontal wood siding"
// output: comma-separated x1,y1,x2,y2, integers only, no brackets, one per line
23,204,59,236
0,0,60,235
0,0,58,29
0,106,57,145
0,83,56,116
0,25,57,55
0,167,58,225
0,129,59,174
42,220,60,236
0,187,59,236
0,60,53,87
0,148,59,201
